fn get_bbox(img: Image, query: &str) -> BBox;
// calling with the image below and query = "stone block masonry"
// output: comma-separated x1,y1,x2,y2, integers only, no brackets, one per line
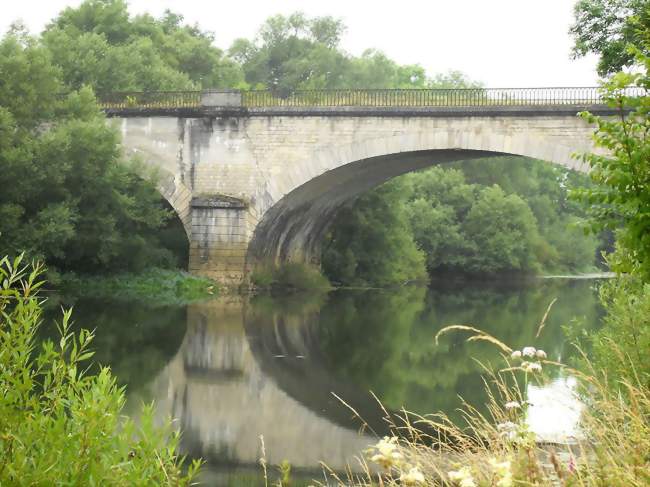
111,105,607,284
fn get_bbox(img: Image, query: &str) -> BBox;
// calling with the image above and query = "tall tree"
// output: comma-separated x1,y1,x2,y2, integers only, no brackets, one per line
571,0,650,76
322,184,427,286
0,33,174,274
42,0,243,94
229,12,479,92
572,61,650,279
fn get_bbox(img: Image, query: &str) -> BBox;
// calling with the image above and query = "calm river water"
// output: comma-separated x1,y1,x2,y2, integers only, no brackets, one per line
45,278,602,486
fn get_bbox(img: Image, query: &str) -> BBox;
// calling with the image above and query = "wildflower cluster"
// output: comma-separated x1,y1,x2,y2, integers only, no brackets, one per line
446,458,513,487
366,436,425,485
447,466,475,486
367,436,403,470
510,346,546,374
489,458,513,487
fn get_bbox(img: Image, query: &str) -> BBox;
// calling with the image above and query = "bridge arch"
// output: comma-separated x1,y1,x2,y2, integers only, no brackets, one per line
110,99,607,283
155,170,193,240
247,129,590,267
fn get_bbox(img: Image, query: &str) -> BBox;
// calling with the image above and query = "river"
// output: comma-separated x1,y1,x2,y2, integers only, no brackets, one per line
43,278,603,486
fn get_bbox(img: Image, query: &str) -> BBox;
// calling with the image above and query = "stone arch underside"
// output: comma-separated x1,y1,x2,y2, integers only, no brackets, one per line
247,130,592,268
156,170,193,240
119,149,193,241
113,117,193,241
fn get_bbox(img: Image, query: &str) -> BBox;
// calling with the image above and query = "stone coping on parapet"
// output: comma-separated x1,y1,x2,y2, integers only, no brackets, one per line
103,104,624,118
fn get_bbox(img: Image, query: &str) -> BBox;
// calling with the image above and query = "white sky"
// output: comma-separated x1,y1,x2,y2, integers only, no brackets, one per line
1,0,600,87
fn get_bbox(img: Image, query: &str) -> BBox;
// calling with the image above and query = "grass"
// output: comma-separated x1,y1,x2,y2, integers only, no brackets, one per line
310,311,650,486
58,267,218,304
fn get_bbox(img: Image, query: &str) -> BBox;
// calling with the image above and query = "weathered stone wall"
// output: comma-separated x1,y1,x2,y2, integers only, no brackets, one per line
112,109,601,284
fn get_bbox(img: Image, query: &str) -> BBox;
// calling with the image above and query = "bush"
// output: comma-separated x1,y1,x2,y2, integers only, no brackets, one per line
589,277,650,389
60,267,218,304
0,255,200,484
251,262,332,290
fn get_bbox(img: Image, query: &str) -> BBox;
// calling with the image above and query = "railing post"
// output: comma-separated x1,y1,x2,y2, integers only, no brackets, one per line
201,89,242,108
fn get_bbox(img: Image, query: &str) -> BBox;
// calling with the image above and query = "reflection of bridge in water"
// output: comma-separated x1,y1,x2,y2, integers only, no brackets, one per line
145,296,388,473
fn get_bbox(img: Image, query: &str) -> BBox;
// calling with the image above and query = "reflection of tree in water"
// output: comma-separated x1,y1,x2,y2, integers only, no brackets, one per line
41,297,186,392
318,280,601,418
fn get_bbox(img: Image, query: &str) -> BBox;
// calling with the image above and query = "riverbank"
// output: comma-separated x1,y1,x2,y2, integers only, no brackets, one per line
54,265,613,304
58,268,219,304
540,272,615,279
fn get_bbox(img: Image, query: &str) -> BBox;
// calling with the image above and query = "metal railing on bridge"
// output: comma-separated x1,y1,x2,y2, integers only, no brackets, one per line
98,90,202,109
241,87,608,107
97,87,644,110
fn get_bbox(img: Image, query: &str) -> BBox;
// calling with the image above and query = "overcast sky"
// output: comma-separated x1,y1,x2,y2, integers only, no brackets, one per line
1,0,600,88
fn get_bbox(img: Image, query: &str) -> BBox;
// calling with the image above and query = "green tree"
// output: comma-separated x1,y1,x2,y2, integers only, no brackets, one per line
461,186,541,274
42,0,243,94
0,34,176,274
571,0,650,76
322,185,427,286
322,159,599,285
573,69,650,279
229,12,480,92
569,24,650,388
400,167,476,272
229,13,349,92
454,157,600,272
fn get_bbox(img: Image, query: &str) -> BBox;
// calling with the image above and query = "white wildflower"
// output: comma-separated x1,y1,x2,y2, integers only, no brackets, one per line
400,466,425,485
522,361,542,373
510,350,522,359
489,458,513,486
497,421,517,431
535,349,547,359
497,474,514,487
504,401,521,410
522,346,536,357
448,466,476,487
497,421,518,440
368,436,402,469
489,458,511,475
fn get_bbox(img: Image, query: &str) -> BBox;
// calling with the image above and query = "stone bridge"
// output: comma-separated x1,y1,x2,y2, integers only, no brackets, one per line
104,88,612,284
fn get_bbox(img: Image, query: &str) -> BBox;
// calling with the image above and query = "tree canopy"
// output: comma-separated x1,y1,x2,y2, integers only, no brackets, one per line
571,0,650,76
322,160,599,286
42,0,244,93
229,12,478,92
0,34,177,274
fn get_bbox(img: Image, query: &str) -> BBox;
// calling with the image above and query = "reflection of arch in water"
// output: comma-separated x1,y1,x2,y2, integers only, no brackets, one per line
147,297,378,472
242,297,393,436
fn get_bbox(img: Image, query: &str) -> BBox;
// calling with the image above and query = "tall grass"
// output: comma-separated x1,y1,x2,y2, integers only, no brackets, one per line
315,311,649,486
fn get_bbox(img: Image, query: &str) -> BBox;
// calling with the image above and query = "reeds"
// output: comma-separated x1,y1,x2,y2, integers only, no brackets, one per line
315,314,649,486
